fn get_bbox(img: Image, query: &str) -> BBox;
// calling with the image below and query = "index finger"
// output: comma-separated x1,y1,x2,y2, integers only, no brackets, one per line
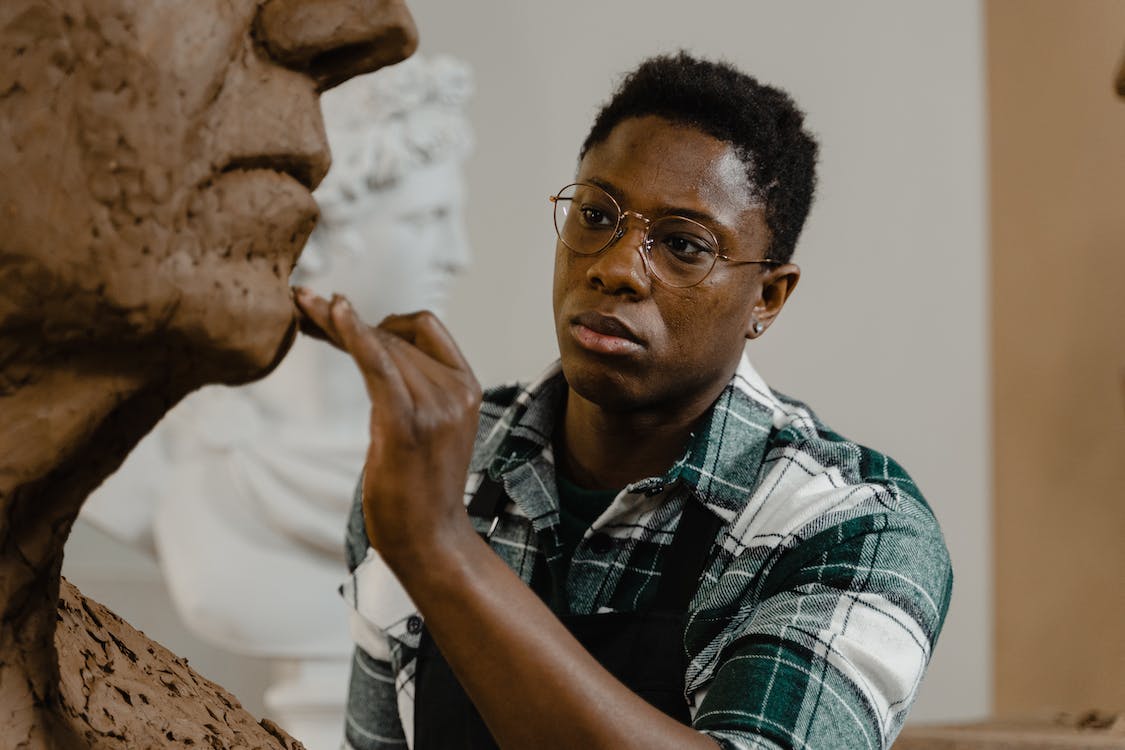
378,312,474,376
293,287,346,351
331,297,414,410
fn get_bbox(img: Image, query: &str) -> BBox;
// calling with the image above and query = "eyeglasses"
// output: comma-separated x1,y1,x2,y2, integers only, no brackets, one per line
549,182,780,288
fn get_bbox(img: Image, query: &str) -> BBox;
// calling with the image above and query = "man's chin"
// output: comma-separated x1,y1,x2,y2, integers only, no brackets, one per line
559,357,646,413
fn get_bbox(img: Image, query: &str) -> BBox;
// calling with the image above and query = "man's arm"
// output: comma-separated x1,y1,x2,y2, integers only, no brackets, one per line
392,509,722,749
298,290,720,749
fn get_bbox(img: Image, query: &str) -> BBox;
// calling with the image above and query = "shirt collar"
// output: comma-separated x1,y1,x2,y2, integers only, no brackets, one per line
470,360,566,478
473,354,781,523
676,354,780,522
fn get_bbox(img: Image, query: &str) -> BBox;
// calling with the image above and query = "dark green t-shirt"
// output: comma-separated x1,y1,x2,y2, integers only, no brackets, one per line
555,474,618,562
532,474,619,613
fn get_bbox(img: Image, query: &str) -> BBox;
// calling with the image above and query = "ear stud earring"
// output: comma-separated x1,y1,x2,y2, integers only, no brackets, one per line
753,322,765,335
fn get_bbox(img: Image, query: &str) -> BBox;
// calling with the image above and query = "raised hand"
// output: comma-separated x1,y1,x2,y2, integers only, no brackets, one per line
293,287,481,566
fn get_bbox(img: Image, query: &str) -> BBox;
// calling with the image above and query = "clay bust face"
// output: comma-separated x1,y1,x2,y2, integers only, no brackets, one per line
296,159,471,322
0,0,417,384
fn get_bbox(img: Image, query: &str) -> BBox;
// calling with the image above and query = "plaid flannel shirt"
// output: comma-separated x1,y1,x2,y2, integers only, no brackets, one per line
340,354,953,750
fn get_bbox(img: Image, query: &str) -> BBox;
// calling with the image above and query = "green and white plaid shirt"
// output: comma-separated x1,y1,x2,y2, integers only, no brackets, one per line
340,354,953,750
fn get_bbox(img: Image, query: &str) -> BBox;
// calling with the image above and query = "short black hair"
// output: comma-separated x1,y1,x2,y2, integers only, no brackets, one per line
580,52,818,263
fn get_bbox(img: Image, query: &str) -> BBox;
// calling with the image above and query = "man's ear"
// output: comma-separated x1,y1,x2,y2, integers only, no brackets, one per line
745,263,800,339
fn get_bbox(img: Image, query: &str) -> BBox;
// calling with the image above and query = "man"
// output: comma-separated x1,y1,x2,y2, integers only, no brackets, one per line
0,1,416,746
299,53,952,749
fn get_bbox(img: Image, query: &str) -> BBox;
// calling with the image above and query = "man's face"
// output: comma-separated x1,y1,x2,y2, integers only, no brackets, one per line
0,0,416,384
553,115,773,415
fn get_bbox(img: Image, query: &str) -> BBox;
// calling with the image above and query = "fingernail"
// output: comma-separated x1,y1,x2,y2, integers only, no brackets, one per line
333,295,354,315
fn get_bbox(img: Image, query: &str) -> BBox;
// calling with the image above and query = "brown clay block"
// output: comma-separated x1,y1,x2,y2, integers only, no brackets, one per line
55,578,305,749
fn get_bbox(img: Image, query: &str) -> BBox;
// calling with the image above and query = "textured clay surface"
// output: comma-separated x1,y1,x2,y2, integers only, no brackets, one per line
54,578,304,749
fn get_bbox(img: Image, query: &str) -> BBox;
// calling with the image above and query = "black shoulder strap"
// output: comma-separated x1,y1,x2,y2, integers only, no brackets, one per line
467,474,508,520
652,496,722,611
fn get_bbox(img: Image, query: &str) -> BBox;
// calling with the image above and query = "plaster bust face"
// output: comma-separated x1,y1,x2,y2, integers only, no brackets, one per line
296,158,472,322
0,0,417,384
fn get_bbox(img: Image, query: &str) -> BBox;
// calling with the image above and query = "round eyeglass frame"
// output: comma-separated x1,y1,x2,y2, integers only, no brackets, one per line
549,182,781,288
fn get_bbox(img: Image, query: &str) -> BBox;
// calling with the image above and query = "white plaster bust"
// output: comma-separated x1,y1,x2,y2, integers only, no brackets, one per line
80,54,474,749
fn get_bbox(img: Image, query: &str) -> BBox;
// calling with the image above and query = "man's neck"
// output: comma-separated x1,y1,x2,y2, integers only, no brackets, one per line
556,387,713,491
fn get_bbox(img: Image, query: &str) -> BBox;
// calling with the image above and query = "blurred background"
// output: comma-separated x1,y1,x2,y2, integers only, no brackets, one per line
63,0,1123,734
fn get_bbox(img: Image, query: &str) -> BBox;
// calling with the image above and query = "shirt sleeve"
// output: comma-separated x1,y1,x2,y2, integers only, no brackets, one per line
692,511,953,750
344,644,408,750
342,475,411,748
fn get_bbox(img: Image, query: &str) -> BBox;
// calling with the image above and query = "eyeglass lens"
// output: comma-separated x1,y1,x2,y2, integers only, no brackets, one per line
553,183,720,287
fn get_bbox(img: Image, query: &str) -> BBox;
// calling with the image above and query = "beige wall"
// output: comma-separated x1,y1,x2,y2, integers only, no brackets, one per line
987,0,1125,716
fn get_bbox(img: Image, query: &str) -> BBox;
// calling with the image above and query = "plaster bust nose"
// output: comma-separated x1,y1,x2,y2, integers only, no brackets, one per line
257,0,420,91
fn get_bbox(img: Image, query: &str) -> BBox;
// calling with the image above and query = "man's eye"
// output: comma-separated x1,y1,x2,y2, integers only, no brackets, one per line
579,206,614,227
661,235,714,264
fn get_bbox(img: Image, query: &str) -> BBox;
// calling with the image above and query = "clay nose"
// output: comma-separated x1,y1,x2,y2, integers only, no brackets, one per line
255,0,419,91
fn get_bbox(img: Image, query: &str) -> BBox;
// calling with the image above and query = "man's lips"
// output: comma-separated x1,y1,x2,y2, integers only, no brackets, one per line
573,311,643,342
569,311,645,355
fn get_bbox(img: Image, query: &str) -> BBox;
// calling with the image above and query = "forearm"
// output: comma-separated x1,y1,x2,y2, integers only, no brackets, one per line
295,296,718,747
386,520,719,750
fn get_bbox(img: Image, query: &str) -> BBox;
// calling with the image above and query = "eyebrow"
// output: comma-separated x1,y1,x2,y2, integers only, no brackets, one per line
585,177,727,229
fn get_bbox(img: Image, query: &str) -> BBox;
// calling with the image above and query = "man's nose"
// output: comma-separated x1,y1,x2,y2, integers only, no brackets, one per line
586,223,651,296
256,0,420,91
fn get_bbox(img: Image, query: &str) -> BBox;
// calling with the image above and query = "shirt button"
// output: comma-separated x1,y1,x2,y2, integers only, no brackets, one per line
589,533,612,555
406,615,424,634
